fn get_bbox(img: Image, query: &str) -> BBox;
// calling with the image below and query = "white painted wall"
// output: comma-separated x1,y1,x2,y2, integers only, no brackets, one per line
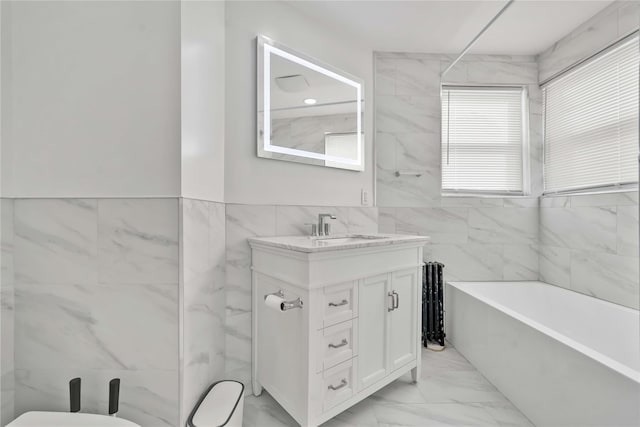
1,1,181,198
181,1,225,203
224,1,374,206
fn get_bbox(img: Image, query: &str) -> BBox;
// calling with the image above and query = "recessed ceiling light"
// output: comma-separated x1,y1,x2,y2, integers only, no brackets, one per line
303,98,317,105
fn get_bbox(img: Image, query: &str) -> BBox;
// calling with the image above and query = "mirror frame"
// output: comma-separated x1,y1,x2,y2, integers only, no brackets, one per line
257,35,365,171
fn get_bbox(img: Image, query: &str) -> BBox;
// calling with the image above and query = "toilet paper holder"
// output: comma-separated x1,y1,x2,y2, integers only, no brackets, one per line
264,290,304,311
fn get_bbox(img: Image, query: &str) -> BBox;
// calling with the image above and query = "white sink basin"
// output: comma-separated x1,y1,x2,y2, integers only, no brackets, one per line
8,412,140,426
248,233,429,253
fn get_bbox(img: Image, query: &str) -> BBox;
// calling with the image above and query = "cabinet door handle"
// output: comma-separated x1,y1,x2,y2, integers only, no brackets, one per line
393,291,399,309
328,379,348,391
388,292,395,312
328,339,348,349
328,299,348,307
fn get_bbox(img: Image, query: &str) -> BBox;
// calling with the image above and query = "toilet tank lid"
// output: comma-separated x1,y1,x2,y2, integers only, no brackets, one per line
189,380,244,427
7,412,140,427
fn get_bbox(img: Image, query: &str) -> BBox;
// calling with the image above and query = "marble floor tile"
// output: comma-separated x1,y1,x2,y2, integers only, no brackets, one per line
243,391,298,427
368,374,426,405
243,347,529,427
421,346,475,376
321,398,379,427
482,401,535,427
416,369,508,404
375,402,498,427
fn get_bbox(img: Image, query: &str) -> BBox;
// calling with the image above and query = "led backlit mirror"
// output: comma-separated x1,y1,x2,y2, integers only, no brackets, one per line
257,35,364,171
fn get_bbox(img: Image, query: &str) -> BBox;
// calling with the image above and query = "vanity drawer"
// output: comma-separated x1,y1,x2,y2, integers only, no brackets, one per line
322,282,358,328
317,320,358,372
323,358,355,412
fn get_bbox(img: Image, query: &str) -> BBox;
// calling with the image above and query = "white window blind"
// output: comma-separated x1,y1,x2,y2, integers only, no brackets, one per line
543,34,639,194
441,86,526,195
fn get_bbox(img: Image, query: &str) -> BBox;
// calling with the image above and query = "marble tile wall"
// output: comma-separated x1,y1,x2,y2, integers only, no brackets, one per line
375,53,542,281
540,191,639,309
379,200,539,282
179,198,226,425
1,199,15,426
10,198,181,427
224,204,379,393
538,1,640,83
535,1,640,309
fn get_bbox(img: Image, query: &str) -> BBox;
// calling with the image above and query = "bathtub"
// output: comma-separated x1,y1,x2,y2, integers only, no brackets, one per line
446,281,640,427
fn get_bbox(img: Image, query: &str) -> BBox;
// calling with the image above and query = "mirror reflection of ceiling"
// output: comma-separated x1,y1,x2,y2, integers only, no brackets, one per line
270,54,357,119
285,0,615,55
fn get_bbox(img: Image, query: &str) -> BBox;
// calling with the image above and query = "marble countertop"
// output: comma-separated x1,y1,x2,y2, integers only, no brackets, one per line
248,233,430,253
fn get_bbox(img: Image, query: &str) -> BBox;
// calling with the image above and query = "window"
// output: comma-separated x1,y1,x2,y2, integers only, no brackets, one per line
543,34,639,194
441,86,527,195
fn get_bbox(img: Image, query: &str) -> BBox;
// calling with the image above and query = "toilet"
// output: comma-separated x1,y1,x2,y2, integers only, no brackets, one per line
187,380,245,427
6,412,140,426
7,380,244,427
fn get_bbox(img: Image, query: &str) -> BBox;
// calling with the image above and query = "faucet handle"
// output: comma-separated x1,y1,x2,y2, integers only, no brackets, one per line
305,223,318,237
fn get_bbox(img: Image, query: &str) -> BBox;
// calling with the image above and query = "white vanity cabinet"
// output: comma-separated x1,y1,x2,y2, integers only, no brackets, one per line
249,234,428,427
358,269,419,390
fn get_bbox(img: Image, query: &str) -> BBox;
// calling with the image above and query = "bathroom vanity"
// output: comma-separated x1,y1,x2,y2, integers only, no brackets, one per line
249,234,429,427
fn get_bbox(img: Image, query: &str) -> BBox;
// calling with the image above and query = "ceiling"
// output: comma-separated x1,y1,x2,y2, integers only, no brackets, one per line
285,0,615,55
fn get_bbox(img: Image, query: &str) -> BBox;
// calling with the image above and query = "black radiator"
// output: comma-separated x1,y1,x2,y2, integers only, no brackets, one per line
422,262,445,347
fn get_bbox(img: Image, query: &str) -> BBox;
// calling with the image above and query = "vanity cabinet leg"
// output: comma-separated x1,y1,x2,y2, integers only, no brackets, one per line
252,380,263,397
411,367,418,384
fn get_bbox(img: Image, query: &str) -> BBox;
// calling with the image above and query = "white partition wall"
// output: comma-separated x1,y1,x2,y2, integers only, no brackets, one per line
0,2,227,425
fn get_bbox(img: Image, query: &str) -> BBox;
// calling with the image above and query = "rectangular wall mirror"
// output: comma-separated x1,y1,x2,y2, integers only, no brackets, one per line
257,35,365,171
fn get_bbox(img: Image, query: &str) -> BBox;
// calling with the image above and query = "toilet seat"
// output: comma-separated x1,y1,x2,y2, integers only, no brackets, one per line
7,411,140,426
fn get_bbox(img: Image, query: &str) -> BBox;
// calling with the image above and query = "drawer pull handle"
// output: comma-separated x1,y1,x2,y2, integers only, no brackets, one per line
328,299,348,307
328,379,348,391
328,339,348,349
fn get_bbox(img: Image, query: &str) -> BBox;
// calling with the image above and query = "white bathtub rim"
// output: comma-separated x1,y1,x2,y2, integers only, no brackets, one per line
447,281,640,384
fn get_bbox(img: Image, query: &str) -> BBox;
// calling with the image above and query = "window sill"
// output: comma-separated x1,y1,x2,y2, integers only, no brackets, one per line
441,192,528,199
542,185,638,198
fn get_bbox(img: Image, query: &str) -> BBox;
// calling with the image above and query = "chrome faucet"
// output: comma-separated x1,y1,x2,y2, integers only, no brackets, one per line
317,213,336,236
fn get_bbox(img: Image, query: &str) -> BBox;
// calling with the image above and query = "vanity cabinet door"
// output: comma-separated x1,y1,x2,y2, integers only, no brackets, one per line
357,274,391,390
388,268,419,371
